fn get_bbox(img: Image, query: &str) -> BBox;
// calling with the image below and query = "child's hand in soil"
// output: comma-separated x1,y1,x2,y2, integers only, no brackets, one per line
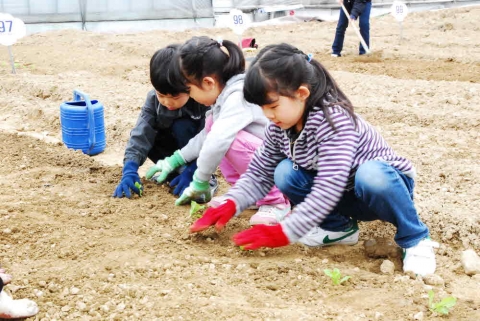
233,224,289,250
190,199,236,232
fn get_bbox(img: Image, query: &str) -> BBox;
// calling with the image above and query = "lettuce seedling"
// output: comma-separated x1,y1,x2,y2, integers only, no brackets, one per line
189,201,206,219
428,290,457,315
324,268,351,285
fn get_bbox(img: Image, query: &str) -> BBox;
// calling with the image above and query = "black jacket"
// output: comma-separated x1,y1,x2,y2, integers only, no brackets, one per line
124,90,207,165
344,0,371,19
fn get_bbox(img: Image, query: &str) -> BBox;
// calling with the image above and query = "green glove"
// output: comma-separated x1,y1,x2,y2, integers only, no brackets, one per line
145,150,185,184
175,172,211,206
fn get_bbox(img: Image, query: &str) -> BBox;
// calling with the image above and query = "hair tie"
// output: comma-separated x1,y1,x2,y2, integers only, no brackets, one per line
306,53,313,62
216,38,230,57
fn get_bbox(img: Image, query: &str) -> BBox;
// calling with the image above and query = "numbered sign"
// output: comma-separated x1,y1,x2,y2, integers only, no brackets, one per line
228,9,251,36
390,1,409,22
0,13,26,46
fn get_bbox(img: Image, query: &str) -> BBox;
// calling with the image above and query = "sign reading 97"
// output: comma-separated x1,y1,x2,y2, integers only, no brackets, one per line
0,13,26,46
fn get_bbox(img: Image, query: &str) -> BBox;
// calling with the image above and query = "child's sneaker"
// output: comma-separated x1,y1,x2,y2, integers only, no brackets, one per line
249,203,291,226
298,223,359,247
209,174,219,197
207,195,227,208
402,238,439,276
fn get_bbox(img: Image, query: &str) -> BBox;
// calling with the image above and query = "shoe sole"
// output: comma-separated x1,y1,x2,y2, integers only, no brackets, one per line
300,240,358,247
249,218,278,226
299,231,359,247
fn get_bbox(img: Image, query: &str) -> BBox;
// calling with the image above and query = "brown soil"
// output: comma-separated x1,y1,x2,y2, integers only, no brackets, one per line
0,6,479,321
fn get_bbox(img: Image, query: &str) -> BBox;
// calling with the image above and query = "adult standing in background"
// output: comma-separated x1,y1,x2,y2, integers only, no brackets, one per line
331,0,372,57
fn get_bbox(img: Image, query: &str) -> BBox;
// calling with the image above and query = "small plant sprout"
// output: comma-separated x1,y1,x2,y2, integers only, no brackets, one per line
134,182,143,196
428,290,457,315
324,268,351,285
189,201,206,219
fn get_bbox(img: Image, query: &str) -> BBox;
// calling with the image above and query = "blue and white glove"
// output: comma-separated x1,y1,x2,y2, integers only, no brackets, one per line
169,161,197,196
113,160,143,198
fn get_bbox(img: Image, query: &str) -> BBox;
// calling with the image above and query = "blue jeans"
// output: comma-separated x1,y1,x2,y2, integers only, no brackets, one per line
332,2,371,56
274,159,429,248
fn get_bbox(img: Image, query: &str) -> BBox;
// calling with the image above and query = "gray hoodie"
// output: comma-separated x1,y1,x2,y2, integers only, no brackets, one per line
180,74,268,182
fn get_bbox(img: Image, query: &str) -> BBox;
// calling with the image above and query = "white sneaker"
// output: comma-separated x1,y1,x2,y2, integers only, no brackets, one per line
298,223,359,247
209,174,219,197
402,238,439,276
331,53,340,57
249,203,291,226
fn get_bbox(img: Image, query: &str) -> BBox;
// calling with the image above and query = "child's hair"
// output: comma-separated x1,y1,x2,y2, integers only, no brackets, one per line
177,36,245,87
150,44,189,95
244,43,356,128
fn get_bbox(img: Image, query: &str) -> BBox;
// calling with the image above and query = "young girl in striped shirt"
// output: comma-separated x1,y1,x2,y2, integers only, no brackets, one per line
190,43,438,276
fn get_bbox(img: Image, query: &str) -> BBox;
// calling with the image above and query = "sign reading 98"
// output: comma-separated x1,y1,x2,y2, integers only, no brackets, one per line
228,9,250,35
232,14,244,25
390,2,408,22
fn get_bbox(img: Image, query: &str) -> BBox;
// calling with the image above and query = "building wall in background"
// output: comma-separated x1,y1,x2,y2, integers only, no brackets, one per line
0,0,214,23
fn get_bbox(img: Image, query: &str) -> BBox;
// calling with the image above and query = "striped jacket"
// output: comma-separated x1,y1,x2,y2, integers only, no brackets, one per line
225,105,415,242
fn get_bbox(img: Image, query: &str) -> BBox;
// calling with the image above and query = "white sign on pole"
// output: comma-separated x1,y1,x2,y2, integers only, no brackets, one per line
228,9,251,36
390,2,408,42
390,1,409,22
0,13,26,74
0,13,26,46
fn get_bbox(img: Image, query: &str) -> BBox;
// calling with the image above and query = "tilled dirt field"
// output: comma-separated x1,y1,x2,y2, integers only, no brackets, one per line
0,6,479,321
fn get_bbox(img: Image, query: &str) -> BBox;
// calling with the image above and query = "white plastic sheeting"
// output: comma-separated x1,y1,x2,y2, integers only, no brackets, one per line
0,0,213,23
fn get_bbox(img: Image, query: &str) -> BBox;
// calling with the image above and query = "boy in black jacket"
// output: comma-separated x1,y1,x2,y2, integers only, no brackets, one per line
332,0,372,56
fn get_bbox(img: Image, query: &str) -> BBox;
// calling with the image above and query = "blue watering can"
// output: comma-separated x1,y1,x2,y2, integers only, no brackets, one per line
60,90,106,156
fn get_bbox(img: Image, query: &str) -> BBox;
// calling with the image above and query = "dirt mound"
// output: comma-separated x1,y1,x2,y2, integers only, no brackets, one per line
0,6,479,320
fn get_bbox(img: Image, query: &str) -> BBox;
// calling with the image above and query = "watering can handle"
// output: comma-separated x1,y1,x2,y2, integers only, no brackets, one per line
73,90,96,154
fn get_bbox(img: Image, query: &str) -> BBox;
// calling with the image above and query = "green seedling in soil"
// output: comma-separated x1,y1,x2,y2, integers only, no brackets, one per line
238,245,254,253
1,61,35,70
324,268,351,285
189,201,206,219
428,290,457,315
134,182,143,196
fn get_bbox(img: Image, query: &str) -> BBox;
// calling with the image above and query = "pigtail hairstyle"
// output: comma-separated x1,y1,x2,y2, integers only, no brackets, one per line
150,44,189,95
177,36,245,86
244,43,356,129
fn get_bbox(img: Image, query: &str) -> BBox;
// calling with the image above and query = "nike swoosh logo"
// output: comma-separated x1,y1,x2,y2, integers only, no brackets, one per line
323,229,358,244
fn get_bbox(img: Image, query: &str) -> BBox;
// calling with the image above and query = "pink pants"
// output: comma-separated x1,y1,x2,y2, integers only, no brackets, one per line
206,115,288,206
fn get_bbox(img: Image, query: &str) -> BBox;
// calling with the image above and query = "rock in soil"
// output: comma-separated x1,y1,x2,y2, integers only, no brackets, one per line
364,238,402,258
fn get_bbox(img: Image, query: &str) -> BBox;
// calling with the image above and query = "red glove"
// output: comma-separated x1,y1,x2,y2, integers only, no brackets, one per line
233,224,290,250
190,199,236,233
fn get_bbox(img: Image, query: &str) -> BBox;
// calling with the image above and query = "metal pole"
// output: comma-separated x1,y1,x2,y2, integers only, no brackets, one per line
78,0,87,31
8,46,16,74
400,21,403,41
191,0,198,24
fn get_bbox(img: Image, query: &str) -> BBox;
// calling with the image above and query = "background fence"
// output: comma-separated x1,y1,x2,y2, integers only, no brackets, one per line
0,0,214,23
